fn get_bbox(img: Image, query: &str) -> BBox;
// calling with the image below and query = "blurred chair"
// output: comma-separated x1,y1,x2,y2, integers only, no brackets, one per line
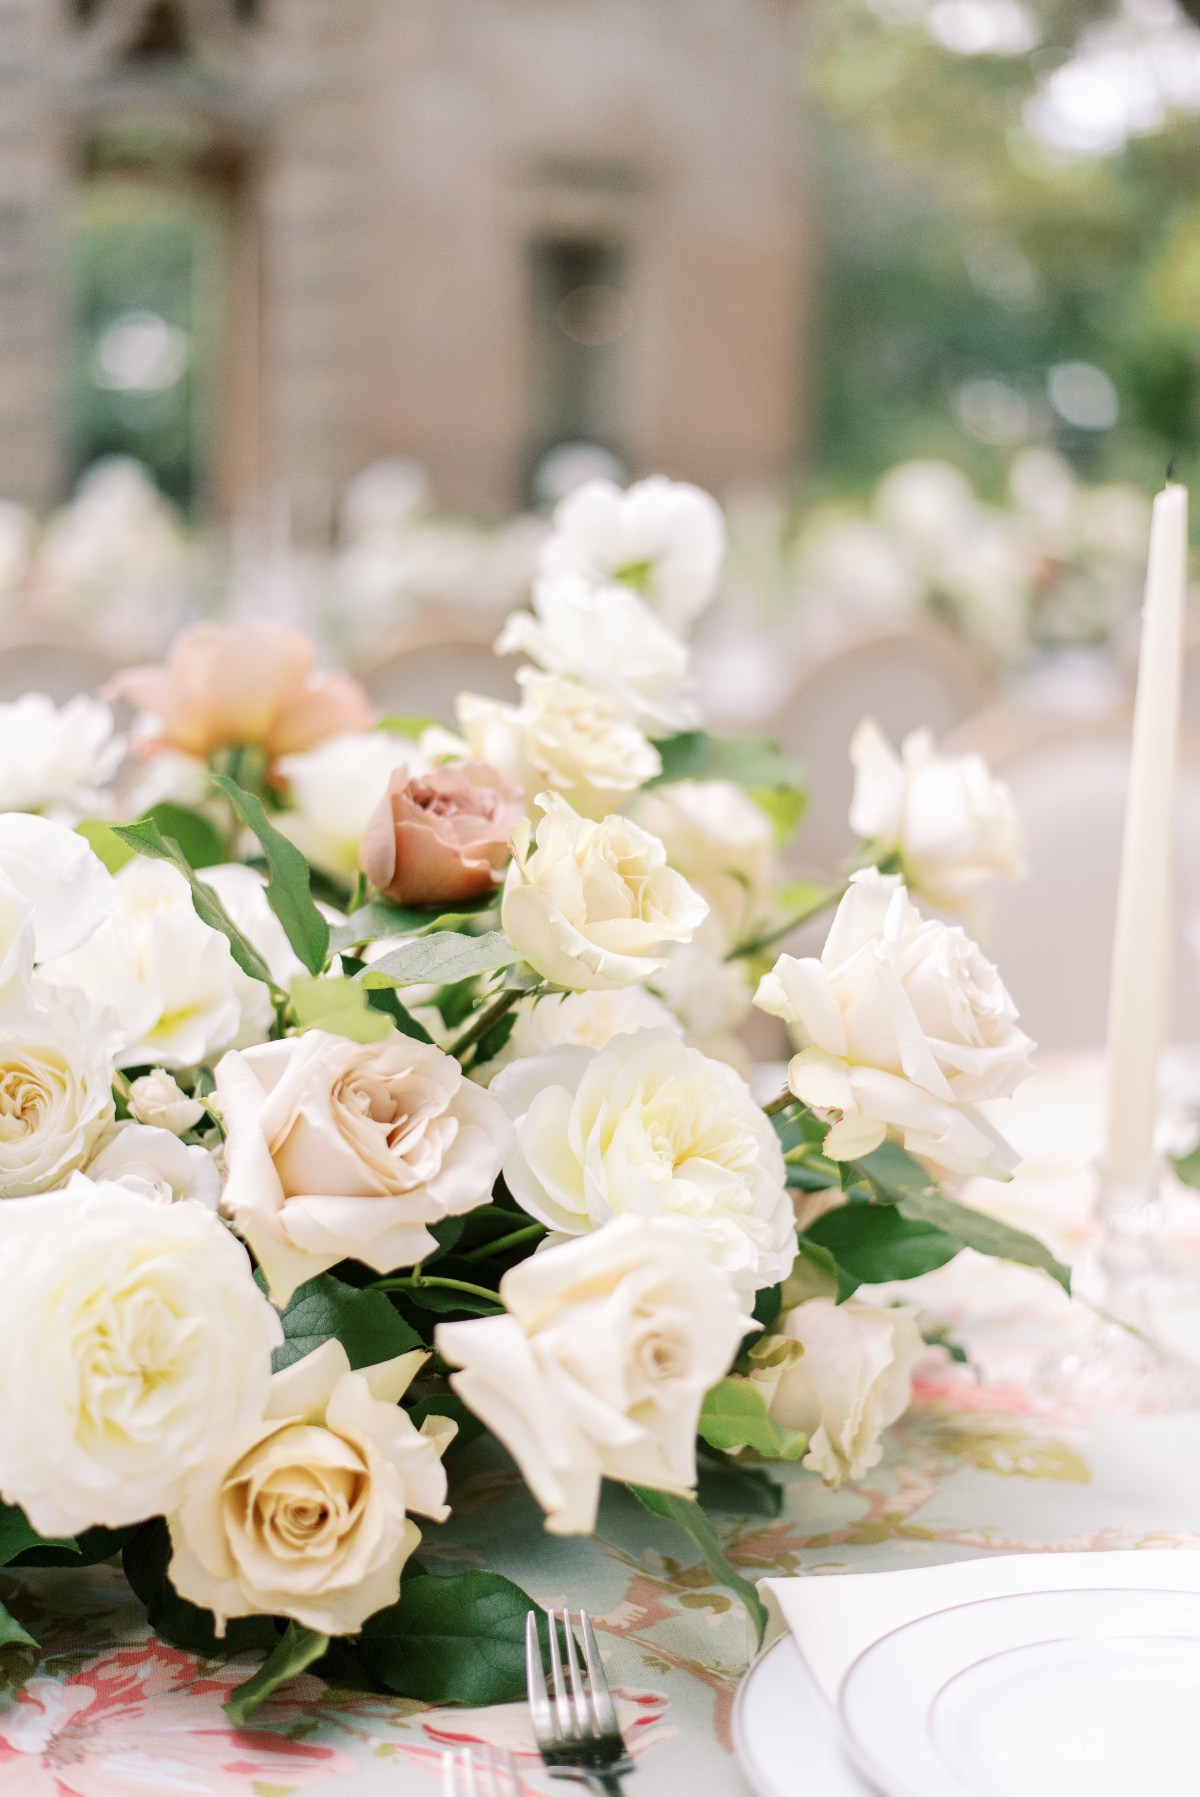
947,702,1200,1050
351,608,521,725
0,633,119,704
765,621,993,871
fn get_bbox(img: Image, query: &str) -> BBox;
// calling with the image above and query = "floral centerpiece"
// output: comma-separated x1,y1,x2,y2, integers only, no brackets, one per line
0,475,1064,1720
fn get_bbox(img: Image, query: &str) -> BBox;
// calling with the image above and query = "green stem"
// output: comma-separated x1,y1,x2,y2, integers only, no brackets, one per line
462,1221,546,1262
449,985,523,1061
762,1087,795,1117
727,880,848,962
349,871,370,914
371,1274,504,1307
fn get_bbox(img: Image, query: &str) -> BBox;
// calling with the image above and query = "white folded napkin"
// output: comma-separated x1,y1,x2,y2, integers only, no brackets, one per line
760,1549,1200,1702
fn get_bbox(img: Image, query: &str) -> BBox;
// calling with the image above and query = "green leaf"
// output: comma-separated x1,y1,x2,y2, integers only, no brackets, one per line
111,820,276,990
363,931,522,987
290,975,394,1043
0,1597,40,1673
363,982,435,1044
781,1238,845,1305
0,1503,76,1567
695,1446,783,1518
330,895,497,952
648,730,806,792
378,714,440,737
751,1283,783,1331
697,1377,808,1463
747,783,808,847
76,818,136,873
358,1570,534,1703
626,1486,768,1643
141,802,225,870
211,775,330,975
11,1524,136,1568
469,1006,518,1071
273,1272,423,1373
851,1140,1071,1292
226,1621,329,1728
122,1518,278,1656
805,1201,961,1288
397,1282,503,1316
1172,1144,1200,1190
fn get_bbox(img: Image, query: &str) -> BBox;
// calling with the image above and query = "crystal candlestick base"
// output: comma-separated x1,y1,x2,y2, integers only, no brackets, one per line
1038,1158,1200,1414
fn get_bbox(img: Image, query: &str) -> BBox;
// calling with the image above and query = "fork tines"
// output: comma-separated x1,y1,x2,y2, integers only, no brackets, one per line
525,1606,631,1779
440,1743,521,1795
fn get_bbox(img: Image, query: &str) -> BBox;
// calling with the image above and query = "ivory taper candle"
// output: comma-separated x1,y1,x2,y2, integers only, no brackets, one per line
1106,479,1189,1169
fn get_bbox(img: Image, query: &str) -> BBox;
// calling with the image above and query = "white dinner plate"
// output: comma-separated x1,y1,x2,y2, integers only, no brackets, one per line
733,1634,878,1797
838,1586,1200,1797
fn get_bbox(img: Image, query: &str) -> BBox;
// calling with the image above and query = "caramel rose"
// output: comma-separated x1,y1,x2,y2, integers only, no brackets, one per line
358,762,525,907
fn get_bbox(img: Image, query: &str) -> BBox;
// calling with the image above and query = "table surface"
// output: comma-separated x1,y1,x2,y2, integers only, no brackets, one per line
8,1053,1200,1797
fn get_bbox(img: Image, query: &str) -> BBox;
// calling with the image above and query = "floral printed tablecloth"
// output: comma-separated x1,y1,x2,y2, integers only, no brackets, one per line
8,1052,1200,1797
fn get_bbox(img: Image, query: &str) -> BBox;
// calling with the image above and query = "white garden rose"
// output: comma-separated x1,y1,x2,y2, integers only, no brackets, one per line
127,1068,205,1134
216,1028,514,1305
0,694,123,818
496,573,701,734
41,857,245,1069
275,730,430,878
491,1027,796,1292
0,813,118,960
754,868,1034,1178
849,719,1025,915
476,984,682,1082
500,794,708,993
438,1215,753,1534
0,986,116,1196
457,670,660,821
750,1297,924,1486
168,1338,452,1634
86,1120,220,1209
0,1181,281,1535
539,476,726,632
629,779,775,954
648,942,753,1071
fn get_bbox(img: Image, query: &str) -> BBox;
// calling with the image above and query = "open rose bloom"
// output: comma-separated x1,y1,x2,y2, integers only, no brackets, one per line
0,473,1061,1722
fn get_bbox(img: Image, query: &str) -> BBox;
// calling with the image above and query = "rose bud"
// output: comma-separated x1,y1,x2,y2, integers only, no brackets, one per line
358,762,525,907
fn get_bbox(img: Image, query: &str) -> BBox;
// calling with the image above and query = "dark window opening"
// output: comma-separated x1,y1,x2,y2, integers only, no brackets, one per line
528,237,629,502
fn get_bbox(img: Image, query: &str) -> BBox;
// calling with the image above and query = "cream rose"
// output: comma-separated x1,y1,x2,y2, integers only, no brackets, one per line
500,794,708,992
476,985,682,1082
496,573,700,734
168,1338,452,1634
0,694,123,819
127,1068,205,1135
0,813,118,961
438,1215,753,1534
41,857,246,1069
491,1027,796,1293
754,868,1034,1178
750,1297,924,1486
0,1181,281,1535
648,943,753,1071
538,475,726,633
0,986,116,1197
629,779,776,954
849,719,1025,915
458,671,661,821
86,1120,220,1209
275,730,430,878
216,1029,514,1305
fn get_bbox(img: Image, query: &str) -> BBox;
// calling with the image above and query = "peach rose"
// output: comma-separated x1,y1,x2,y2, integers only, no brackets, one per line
108,623,374,759
358,763,525,907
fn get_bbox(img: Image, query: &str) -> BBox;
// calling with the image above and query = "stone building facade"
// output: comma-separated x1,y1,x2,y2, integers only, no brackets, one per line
0,0,806,523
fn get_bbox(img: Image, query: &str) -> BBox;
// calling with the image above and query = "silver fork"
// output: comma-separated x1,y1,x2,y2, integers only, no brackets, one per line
525,1607,635,1793
440,1744,523,1795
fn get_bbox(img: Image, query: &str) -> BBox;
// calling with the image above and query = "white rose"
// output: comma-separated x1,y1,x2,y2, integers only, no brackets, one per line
0,1181,281,1535
849,719,1025,915
0,695,123,818
501,794,707,993
496,573,700,734
477,984,682,1082
752,1298,924,1487
0,986,116,1196
168,1338,452,1634
458,671,660,821
128,1067,205,1134
538,476,726,632
86,1121,220,1209
491,1028,796,1293
0,813,118,960
216,1028,514,1305
275,730,430,878
629,780,776,954
438,1215,753,1534
42,857,246,1069
648,942,753,1071
753,868,1034,1178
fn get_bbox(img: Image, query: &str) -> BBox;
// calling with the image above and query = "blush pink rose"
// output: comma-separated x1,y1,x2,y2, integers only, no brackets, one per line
108,623,375,759
359,762,525,907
